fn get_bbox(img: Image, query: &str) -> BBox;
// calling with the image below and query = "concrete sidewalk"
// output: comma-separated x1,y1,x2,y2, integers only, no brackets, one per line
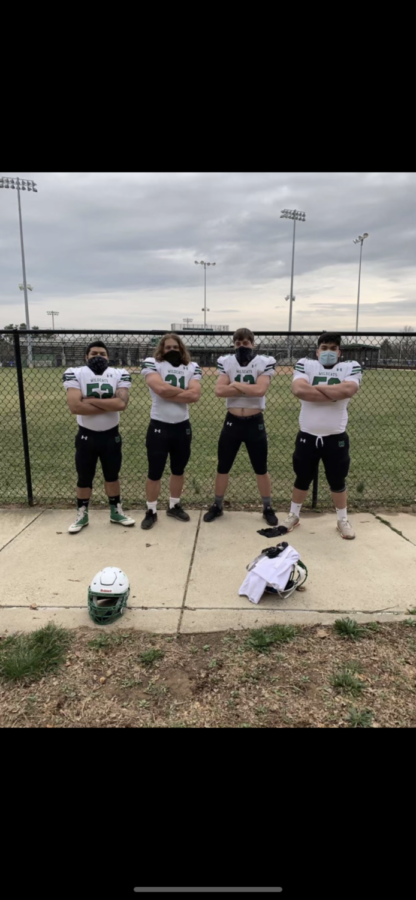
1,508,415,634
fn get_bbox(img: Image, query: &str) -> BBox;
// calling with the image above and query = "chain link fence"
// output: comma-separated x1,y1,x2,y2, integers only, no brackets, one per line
1,328,415,510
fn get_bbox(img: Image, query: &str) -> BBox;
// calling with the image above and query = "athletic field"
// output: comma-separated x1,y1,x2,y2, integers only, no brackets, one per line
1,367,415,508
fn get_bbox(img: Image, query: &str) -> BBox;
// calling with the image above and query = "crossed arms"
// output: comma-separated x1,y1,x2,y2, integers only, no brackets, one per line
144,373,201,404
66,387,130,416
292,379,359,402
215,373,272,398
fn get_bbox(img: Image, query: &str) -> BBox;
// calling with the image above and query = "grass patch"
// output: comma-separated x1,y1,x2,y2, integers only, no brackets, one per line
331,667,365,697
347,707,374,728
334,618,366,641
0,624,71,684
245,624,297,654
139,649,165,667
403,619,416,628
407,608,416,616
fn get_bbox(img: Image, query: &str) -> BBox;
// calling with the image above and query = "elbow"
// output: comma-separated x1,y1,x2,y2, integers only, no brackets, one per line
215,387,223,398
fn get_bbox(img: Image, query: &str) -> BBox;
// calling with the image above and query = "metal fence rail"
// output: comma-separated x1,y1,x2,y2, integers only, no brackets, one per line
1,329,415,509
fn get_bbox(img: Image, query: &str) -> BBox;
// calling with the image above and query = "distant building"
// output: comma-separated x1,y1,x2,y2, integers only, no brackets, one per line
170,323,229,332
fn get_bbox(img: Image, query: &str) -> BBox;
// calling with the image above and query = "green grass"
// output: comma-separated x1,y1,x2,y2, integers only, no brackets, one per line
139,648,165,666
245,624,297,653
0,624,71,684
331,667,365,697
347,707,374,728
1,366,415,507
334,618,366,641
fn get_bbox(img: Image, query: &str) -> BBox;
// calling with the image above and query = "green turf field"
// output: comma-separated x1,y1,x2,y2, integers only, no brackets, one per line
1,367,415,508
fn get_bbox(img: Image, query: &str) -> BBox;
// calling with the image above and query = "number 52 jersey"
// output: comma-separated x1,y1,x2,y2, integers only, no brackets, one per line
62,366,131,431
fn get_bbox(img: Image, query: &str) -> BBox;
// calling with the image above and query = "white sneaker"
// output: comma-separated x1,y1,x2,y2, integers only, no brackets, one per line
68,506,89,534
281,512,300,532
337,518,355,540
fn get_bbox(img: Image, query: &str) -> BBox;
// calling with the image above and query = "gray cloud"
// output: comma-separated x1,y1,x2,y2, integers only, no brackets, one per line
1,172,416,330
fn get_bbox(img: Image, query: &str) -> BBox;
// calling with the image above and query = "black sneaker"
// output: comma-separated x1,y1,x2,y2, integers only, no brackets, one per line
203,503,224,523
167,503,190,522
141,510,157,530
263,506,278,526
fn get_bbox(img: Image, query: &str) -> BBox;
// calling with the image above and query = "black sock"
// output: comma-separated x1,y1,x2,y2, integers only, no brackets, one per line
77,498,89,509
109,495,120,507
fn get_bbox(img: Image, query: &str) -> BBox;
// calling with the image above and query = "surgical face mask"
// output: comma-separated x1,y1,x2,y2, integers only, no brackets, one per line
235,346,254,366
318,349,338,367
163,349,182,367
87,355,109,375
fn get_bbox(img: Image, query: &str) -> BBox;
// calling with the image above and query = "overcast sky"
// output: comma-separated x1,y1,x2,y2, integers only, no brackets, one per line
1,172,416,333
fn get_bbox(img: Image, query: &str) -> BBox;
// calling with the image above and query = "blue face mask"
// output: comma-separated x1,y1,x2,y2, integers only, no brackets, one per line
319,350,338,367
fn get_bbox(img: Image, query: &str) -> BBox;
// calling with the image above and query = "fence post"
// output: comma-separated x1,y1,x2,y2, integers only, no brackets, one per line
312,464,319,509
14,329,34,507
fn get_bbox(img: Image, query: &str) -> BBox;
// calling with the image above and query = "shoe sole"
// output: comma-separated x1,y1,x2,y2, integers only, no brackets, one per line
166,512,190,522
110,519,135,526
68,522,89,534
284,521,300,532
337,527,355,540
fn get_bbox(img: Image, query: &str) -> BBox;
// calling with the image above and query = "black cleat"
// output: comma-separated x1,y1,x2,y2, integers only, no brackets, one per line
141,510,157,530
167,503,190,522
263,506,278,526
203,503,224,523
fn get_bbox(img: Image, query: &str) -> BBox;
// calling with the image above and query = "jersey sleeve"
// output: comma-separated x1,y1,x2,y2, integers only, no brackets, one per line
190,361,202,381
216,355,229,377
117,368,132,390
141,357,159,379
292,358,310,382
344,360,363,386
62,368,81,391
258,355,276,378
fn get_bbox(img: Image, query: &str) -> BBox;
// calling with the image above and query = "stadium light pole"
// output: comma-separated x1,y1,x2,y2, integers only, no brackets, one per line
47,310,59,330
280,209,306,336
1,176,38,367
194,260,216,328
353,233,369,333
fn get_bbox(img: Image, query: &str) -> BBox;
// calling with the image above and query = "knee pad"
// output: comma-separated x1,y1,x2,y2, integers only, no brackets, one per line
329,482,346,493
294,475,311,491
77,478,93,489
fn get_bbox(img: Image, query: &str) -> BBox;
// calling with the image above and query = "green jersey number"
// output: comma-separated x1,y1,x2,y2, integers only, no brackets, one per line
312,376,341,386
165,374,186,389
87,382,114,399
235,373,255,384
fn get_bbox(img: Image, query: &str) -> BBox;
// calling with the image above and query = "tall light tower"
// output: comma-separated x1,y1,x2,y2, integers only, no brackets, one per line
1,176,38,367
280,209,306,340
353,233,369,333
194,260,216,328
47,310,59,331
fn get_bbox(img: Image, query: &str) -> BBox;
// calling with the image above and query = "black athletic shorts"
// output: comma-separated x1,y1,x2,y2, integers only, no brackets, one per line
217,411,268,476
293,430,350,493
75,425,122,487
146,418,192,481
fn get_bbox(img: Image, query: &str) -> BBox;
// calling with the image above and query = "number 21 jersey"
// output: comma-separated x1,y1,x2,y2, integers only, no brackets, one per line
141,358,202,423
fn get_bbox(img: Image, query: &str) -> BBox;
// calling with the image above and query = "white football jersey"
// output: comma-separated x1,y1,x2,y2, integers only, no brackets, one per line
292,357,362,436
63,366,131,431
141,358,202,423
217,354,276,409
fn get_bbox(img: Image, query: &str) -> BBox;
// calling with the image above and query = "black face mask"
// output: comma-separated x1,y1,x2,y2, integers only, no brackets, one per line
164,350,182,367
87,356,109,375
235,346,254,366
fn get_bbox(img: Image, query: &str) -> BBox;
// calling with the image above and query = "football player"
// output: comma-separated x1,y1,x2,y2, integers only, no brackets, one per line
140,333,202,529
281,332,362,539
63,340,135,533
203,327,278,524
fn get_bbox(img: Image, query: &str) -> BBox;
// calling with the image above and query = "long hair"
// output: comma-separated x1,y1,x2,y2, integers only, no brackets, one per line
154,333,191,365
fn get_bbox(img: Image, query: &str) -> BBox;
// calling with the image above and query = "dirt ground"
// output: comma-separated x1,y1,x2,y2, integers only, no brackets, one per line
2,622,416,727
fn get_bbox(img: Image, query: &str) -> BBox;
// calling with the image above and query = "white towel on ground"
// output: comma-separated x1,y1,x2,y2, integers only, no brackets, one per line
239,545,300,604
